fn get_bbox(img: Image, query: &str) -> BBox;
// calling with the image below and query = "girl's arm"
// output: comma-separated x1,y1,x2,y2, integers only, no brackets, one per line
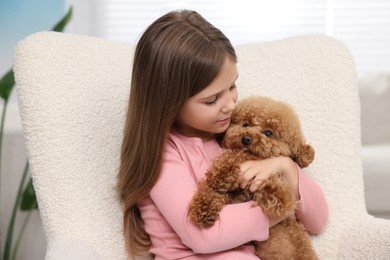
149,145,270,253
295,167,329,234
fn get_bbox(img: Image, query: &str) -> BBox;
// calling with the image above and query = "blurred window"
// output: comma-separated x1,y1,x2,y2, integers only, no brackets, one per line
89,0,390,74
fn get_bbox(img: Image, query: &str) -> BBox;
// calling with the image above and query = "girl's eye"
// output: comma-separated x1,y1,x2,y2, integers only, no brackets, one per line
242,123,250,128
230,84,236,91
263,130,273,137
205,97,218,105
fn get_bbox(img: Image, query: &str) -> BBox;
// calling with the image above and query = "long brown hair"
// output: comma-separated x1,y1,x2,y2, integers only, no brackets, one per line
117,10,236,258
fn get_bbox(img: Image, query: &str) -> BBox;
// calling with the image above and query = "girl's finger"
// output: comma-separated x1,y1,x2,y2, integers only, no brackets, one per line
240,168,259,189
249,178,265,192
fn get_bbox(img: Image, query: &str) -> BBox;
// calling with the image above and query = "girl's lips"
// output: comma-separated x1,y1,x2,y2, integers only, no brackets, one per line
217,117,231,124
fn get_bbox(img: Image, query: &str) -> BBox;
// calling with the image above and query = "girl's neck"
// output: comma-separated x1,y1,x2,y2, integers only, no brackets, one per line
171,127,215,143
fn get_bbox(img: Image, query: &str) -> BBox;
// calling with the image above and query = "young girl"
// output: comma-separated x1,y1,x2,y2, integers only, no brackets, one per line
117,10,328,260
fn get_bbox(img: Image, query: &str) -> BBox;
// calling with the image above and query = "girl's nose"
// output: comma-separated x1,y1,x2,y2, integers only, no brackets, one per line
222,95,236,113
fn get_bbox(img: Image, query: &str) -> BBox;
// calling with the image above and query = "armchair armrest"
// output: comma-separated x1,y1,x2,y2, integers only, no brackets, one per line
337,216,390,259
45,236,101,260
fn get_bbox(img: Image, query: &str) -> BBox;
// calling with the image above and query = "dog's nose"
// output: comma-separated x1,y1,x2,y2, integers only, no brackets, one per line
241,136,252,146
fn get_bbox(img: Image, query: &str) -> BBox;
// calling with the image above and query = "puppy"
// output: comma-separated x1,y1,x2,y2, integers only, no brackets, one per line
188,96,318,260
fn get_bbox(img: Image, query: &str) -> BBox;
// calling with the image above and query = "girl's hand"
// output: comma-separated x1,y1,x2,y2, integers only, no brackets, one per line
239,157,300,200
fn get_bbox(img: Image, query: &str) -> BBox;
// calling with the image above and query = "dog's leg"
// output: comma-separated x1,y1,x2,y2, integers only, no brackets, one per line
254,219,295,260
188,182,228,228
205,150,243,193
286,218,318,260
252,172,297,219
256,218,318,260
188,150,246,228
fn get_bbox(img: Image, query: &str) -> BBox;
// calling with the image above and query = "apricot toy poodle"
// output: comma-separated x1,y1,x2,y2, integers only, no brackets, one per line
188,96,318,260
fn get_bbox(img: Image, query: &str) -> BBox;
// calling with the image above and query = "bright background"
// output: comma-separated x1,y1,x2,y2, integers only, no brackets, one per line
2,0,390,130
0,0,65,76
2,0,390,113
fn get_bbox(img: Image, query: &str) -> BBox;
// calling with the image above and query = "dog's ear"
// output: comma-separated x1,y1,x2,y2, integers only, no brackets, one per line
216,132,226,146
292,144,315,168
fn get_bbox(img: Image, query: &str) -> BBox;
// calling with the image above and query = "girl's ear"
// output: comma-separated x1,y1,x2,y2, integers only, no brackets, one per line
293,143,315,168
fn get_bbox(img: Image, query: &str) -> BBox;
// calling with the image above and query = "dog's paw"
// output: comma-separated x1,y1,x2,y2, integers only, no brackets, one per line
188,184,228,228
252,172,297,219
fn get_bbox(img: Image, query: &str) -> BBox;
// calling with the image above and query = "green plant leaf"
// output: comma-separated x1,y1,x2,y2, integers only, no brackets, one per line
0,69,15,102
20,177,38,211
52,6,73,32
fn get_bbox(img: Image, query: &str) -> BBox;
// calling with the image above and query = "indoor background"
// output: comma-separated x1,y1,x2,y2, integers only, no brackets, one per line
1,0,389,259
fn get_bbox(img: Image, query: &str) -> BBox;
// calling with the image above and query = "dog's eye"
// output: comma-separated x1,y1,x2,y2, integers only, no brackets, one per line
263,130,273,137
242,123,250,128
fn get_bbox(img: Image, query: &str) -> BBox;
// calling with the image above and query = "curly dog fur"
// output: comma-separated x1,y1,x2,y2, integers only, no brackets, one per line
188,96,318,260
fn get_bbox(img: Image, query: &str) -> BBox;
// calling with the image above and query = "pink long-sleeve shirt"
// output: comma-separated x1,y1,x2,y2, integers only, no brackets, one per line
138,130,328,260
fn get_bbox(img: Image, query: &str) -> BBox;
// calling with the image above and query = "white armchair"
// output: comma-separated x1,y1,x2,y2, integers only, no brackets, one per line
14,32,390,259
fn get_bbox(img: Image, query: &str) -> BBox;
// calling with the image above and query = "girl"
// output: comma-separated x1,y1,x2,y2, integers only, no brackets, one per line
117,10,328,260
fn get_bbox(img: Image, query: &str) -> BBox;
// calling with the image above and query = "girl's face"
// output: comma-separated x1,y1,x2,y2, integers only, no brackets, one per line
175,57,238,142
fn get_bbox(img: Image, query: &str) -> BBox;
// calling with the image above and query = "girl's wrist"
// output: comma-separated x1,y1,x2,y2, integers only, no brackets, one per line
281,156,300,200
